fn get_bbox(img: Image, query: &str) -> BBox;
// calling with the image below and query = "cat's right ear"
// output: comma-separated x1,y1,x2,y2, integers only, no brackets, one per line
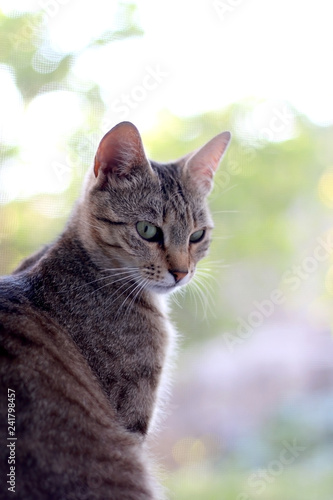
93,121,153,183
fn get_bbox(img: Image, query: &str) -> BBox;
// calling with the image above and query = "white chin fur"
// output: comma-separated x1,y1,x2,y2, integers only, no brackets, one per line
148,284,176,295
148,276,192,295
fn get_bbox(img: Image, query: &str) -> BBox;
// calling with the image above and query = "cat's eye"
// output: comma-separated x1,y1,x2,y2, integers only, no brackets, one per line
190,229,205,243
136,221,160,241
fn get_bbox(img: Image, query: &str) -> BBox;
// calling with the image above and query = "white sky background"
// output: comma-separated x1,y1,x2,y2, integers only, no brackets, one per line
1,0,333,198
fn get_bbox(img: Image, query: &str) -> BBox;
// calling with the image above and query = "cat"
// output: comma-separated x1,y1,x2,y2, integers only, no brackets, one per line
0,121,230,500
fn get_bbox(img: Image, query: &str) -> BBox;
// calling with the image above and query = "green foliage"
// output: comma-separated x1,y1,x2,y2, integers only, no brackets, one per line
0,11,71,101
0,2,144,274
89,2,144,46
0,5,142,103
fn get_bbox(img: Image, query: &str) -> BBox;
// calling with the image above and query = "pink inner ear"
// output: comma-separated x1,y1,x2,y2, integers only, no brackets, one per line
185,131,231,195
94,121,147,178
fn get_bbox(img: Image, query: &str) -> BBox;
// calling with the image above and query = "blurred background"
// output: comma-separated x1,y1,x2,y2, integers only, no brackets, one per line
1,1,333,498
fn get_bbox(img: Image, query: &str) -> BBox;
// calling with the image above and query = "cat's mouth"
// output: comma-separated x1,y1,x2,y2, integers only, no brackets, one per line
141,268,193,294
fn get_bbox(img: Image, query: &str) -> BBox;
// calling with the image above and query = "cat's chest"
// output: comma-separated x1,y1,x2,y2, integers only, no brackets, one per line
78,292,176,436
100,293,174,388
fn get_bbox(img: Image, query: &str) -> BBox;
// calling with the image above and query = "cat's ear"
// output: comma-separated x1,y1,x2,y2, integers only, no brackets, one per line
184,131,231,196
94,121,152,181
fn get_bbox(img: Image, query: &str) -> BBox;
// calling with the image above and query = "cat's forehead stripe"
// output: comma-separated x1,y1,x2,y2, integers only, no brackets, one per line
151,161,204,226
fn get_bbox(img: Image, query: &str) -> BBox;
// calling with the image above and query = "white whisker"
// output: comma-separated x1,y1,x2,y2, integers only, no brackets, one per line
188,279,208,319
195,273,216,296
109,277,139,305
195,270,221,290
200,259,231,269
101,267,139,273
187,282,198,316
194,275,217,320
116,277,149,319
170,287,185,309
91,272,138,300
70,269,139,293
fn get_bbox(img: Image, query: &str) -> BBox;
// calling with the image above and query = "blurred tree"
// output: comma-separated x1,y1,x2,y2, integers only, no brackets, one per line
0,4,143,103
0,4,143,172
0,3,143,272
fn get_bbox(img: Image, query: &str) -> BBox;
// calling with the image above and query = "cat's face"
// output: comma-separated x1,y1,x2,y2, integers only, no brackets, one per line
82,122,230,294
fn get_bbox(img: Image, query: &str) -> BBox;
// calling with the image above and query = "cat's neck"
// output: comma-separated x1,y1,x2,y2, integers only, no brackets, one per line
26,225,162,327
21,224,171,435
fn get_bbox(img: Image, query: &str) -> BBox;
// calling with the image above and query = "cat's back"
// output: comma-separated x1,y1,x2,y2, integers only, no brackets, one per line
0,274,155,500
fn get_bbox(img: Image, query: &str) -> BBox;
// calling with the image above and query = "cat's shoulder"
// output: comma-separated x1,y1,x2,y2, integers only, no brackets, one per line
0,274,30,315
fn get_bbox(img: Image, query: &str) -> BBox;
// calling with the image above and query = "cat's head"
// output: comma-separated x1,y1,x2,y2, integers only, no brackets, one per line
80,121,230,294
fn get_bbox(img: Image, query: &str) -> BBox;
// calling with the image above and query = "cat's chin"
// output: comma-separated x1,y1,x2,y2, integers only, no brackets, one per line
148,283,179,295
147,275,193,294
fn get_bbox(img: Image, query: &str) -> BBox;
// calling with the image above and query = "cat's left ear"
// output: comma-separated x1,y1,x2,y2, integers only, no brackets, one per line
184,131,231,196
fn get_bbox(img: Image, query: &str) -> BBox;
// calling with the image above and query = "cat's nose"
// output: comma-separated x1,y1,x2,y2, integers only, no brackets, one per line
169,269,188,283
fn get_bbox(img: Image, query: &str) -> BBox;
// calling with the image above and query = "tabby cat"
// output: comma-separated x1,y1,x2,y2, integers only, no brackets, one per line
0,121,230,499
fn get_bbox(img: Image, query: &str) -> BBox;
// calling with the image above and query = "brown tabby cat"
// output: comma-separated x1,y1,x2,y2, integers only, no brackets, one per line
0,121,230,500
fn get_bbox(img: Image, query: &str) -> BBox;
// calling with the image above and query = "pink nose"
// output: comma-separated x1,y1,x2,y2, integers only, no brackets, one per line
169,269,188,283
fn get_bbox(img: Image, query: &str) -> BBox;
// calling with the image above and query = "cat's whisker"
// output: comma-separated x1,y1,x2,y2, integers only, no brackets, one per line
187,279,206,318
200,260,231,269
195,266,217,285
116,277,149,319
112,277,142,303
90,272,139,298
196,274,217,299
170,287,184,309
195,271,215,285
195,275,217,320
101,267,140,273
188,282,199,317
124,279,150,318
188,271,217,321
195,270,221,290
117,279,143,313
196,267,220,277
108,275,145,314
101,269,140,280
70,269,139,294
189,275,206,305
201,258,227,264
91,269,139,281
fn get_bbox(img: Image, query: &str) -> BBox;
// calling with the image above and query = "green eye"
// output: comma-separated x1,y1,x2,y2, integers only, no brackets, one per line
190,229,205,243
136,221,158,241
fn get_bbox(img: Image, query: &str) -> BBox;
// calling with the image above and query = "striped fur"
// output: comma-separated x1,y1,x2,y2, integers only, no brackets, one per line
0,122,230,499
